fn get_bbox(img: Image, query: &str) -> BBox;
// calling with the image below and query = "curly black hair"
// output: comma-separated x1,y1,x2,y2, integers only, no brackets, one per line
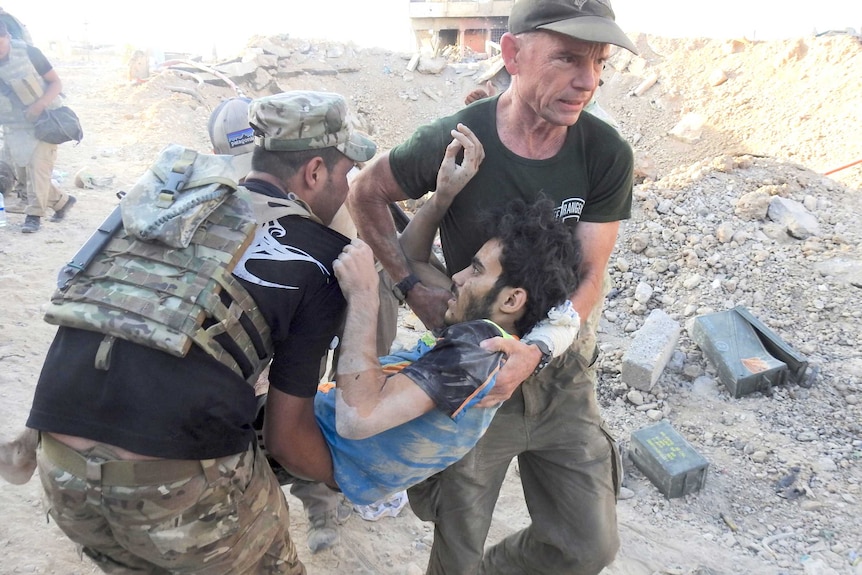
479,197,582,336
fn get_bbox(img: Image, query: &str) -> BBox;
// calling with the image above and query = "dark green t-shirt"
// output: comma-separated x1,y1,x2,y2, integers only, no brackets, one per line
389,95,634,275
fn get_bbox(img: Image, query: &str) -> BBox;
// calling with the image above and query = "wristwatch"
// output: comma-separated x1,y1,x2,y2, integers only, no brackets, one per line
392,273,421,304
525,339,552,378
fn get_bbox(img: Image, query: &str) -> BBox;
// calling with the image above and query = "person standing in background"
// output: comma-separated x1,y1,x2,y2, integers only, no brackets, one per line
0,19,75,233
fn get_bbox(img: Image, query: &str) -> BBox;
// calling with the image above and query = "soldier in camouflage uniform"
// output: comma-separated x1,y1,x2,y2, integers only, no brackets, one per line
26,90,376,574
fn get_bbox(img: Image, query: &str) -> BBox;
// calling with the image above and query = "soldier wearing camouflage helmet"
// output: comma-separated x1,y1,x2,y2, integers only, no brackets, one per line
26,90,375,574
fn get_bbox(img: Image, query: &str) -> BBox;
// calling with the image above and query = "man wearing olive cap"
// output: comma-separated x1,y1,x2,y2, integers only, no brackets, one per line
349,0,636,573
27,90,374,574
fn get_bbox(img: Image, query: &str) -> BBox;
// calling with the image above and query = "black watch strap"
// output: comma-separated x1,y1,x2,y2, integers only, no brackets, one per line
525,340,552,378
392,273,420,304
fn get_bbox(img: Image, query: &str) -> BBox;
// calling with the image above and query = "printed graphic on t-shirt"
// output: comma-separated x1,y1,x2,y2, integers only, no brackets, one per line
556,197,586,221
234,220,329,289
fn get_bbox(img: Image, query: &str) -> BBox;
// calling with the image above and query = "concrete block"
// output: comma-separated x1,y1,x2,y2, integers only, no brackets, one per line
621,309,681,391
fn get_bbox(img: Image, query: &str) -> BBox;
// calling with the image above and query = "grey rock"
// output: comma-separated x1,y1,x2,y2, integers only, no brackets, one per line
767,196,820,239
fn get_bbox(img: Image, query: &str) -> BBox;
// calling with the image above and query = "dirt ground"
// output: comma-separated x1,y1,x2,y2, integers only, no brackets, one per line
1,30,861,575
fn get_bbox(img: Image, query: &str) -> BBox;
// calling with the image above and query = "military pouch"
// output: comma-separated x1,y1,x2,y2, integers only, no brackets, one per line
44,144,273,382
122,145,243,248
9,75,43,106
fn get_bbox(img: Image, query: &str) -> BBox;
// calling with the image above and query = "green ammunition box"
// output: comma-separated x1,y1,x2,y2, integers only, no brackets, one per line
629,421,709,499
691,309,788,398
732,306,809,384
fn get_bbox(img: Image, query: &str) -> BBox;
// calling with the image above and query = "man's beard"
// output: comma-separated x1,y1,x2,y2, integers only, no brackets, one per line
452,283,503,325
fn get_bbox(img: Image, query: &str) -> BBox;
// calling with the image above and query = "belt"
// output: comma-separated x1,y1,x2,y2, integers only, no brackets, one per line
41,433,206,487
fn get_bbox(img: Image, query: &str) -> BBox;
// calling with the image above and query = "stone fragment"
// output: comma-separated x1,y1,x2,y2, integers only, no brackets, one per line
417,56,447,74
709,69,728,86
750,451,768,463
734,189,771,220
252,53,278,69
632,71,659,96
630,233,649,253
682,274,702,289
716,222,735,243
634,282,653,304
213,59,259,80
250,68,274,91
722,39,746,54
627,389,645,405
634,152,658,180
767,196,820,239
621,309,681,391
668,113,704,143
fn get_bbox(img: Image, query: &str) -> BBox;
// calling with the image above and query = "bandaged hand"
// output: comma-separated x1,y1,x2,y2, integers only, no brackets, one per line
523,300,581,358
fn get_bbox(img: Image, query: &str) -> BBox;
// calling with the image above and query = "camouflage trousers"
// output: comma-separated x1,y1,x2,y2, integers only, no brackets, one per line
37,436,305,575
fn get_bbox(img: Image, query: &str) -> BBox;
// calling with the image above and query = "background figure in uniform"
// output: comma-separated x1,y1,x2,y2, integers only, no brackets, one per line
0,20,75,233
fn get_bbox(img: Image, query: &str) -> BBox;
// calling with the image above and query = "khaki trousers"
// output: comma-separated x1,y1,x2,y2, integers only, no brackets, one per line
25,139,70,217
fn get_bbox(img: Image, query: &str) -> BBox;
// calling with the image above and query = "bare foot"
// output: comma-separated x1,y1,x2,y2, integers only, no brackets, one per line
0,428,38,485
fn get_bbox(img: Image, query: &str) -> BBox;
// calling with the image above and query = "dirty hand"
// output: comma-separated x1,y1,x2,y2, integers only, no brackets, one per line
333,238,379,299
435,123,485,204
476,337,543,407
405,282,452,333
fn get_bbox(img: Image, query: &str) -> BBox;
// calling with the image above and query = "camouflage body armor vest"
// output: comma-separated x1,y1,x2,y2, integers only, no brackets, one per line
43,144,311,384
0,39,59,125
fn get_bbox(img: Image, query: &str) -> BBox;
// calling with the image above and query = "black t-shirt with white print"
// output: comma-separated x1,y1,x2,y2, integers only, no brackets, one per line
27,179,348,459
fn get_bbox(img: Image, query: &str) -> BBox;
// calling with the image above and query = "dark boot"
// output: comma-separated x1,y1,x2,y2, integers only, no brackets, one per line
51,195,77,222
21,215,40,233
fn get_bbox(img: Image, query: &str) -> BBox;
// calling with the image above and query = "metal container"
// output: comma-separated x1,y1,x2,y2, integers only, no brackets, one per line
629,421,709,499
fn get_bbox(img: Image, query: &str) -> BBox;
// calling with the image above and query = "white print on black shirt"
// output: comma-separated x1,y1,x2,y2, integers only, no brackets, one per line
234,219,330,289
555,197,585,221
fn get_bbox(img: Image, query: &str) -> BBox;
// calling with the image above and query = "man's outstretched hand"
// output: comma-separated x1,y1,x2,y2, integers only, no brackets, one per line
464,81,497,106
476,337,543,407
